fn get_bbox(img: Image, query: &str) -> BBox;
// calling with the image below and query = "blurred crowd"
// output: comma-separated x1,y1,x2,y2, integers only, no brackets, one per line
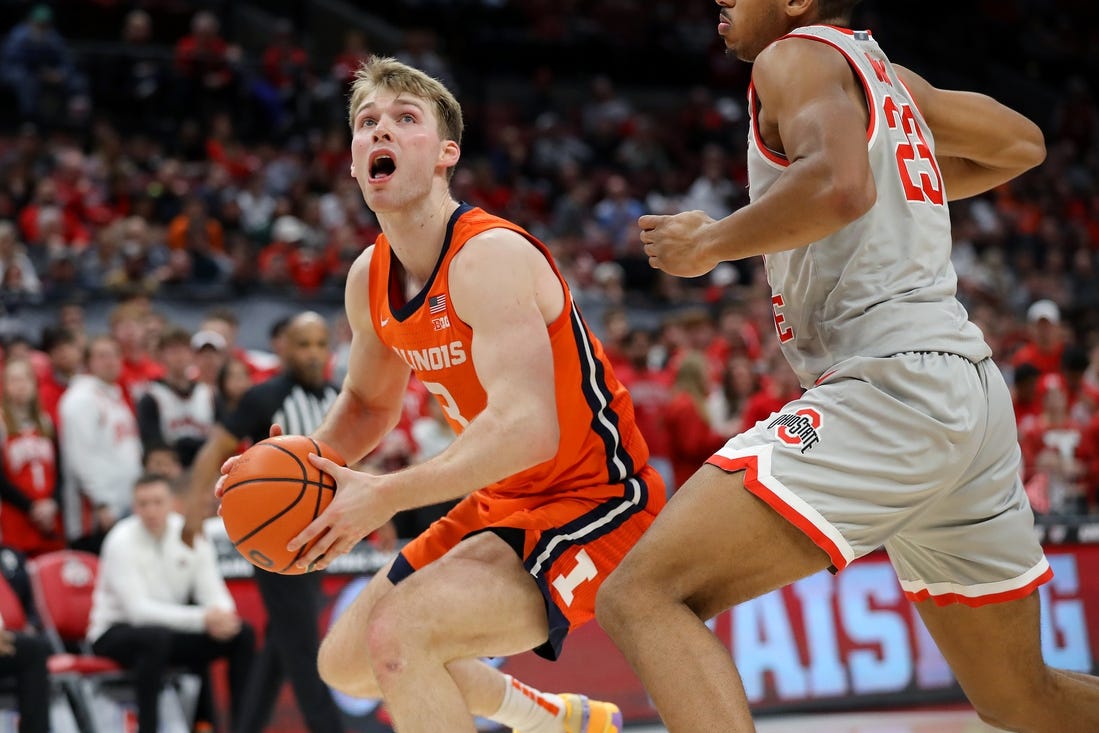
0,0,1095,569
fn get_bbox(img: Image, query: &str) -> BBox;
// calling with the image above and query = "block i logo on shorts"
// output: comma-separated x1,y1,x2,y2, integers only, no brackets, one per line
768,408,822,453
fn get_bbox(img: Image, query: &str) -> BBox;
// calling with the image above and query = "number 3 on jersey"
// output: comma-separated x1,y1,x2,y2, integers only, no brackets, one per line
422,380,470,428
883,95,944,206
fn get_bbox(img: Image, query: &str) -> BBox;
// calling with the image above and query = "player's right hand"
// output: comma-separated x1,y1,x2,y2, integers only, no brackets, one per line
214,423,285,499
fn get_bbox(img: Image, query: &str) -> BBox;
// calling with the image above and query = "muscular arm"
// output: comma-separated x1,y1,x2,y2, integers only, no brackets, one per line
895,65,1046,201
288,230,563,567
311,247,411,465
698,39,876,264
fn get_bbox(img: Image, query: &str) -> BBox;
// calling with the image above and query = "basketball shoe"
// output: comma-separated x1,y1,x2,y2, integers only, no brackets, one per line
513,693,622,733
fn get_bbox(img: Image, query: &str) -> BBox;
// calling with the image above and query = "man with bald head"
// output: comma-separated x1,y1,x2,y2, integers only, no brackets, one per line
185,310,344,733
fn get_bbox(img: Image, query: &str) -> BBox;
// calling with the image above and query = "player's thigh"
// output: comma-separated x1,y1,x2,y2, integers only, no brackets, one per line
914,593,1051,716
319,556,397,669
606,464,830,620
371,531,549,660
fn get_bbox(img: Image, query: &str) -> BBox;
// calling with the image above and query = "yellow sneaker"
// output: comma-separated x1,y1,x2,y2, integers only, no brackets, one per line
560,694,622,733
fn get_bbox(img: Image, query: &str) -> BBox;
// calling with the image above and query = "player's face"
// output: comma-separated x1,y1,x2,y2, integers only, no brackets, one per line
349,90,457,213
285,322,329,389
715,0,789,62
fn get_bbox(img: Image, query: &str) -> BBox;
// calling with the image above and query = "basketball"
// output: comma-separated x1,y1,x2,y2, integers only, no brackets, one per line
219,435,344,575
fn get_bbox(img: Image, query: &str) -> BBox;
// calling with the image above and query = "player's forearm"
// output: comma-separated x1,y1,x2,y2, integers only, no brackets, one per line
312,388,399,466
702,155,875,262
931,95,1045,200
926,91,1045,173
381,407,558,511
188,439,227,511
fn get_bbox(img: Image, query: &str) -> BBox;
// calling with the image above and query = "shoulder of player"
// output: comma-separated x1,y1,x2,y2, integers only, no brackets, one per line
344,244,376,328
752,35,853,98
449,226,538,281
345,244,376,288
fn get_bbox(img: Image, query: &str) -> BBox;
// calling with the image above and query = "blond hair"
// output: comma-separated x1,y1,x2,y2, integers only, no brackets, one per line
1,360,52,439
348,56,464,148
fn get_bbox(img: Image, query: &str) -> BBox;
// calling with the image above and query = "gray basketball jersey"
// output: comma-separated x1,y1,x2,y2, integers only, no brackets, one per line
747,25,991,388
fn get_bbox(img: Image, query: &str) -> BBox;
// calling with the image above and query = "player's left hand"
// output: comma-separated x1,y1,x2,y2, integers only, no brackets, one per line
639,210,721,278
287,454,396,571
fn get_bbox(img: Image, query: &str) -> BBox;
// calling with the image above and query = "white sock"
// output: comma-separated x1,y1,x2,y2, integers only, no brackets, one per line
489,674,565,732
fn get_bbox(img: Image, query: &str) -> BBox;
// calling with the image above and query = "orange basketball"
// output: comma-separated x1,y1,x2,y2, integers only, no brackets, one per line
219,435,344,575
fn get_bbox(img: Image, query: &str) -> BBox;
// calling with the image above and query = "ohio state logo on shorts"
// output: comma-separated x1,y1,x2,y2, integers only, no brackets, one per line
768,408,822,453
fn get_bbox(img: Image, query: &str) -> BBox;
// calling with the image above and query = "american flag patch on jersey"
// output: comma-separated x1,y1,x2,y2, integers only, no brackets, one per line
428,294,447,314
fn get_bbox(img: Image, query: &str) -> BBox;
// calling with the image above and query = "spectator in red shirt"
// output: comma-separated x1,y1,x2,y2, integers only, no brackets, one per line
738,355,804,433
173,10,237,121
1020,377,1088,515
615,329,674,495
1011,362,1043,429
17,178,90,250
1011,299,1065,376
36,325,81,429
109,300,164,407
665,351,728,492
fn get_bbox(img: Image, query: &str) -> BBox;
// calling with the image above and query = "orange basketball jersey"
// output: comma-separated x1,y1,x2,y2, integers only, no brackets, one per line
367,204,653,500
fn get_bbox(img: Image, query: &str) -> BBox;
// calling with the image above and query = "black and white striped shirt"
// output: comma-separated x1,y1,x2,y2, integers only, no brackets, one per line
221,373,339,442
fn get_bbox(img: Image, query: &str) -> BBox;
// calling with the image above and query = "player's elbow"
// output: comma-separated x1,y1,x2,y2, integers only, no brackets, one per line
1017,123,1046,170
827,173,876,224
521,415,560,466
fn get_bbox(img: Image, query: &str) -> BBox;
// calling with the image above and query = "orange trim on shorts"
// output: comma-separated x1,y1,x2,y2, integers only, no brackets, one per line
706,453,849,571
904,565,1055,608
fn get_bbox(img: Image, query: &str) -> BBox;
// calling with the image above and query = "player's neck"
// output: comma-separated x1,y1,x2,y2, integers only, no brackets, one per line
379,194,460,283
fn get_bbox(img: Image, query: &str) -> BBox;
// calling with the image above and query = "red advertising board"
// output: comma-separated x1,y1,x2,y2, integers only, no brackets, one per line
225,544,1099,730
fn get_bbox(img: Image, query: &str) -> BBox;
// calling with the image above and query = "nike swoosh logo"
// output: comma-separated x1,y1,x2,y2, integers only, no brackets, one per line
380,318,390,327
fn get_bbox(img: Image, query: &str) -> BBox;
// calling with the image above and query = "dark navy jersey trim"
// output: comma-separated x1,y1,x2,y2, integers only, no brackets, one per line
390,202,474,322
568,303,633,482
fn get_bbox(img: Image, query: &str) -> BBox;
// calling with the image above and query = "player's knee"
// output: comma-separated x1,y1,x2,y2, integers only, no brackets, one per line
364,594,418,685
318,627,377,697
968,675,1054,733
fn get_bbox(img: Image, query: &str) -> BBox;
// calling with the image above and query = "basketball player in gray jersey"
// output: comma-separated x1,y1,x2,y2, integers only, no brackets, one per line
597,1,1099,732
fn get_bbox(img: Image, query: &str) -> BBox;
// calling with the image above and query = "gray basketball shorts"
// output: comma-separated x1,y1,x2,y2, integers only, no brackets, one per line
707,351,1051,607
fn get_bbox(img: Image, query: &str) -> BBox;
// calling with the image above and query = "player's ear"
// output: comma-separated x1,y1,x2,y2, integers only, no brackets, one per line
439,140,460,169
788,0,813,20
349,163,356,177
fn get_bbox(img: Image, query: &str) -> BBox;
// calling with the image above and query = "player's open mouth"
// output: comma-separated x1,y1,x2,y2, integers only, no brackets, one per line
369,153,396,182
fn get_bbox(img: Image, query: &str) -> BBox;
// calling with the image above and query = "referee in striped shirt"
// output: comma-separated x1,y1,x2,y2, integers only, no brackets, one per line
185,311,343,733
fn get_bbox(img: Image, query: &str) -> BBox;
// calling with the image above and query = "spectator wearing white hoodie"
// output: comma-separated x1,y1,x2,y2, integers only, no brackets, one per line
58,334,142,553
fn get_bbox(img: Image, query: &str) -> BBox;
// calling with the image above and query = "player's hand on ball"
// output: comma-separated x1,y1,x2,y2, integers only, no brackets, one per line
214,423,285,499
287,454,396,571
639,210,721,278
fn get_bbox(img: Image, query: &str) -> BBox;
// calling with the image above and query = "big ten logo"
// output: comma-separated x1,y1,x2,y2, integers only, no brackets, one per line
718,554,1092,704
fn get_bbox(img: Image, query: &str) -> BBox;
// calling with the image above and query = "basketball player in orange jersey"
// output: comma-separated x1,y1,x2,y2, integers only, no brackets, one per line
595,1,1099,732
215,56,664,733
